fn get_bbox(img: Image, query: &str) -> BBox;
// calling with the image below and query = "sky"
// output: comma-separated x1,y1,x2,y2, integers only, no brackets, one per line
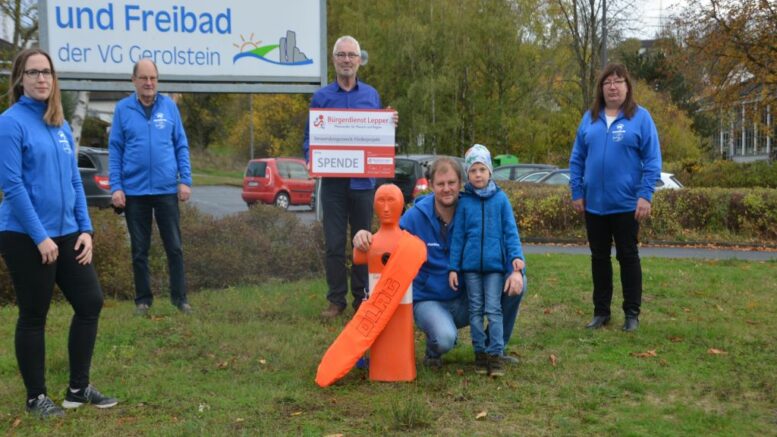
624,0,689,40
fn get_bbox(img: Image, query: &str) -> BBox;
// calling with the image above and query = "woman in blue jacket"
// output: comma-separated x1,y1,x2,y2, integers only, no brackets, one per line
569,63,662,332
0,49,117,418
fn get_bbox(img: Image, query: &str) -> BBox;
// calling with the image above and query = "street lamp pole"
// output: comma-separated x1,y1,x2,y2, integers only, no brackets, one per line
249,94,255,159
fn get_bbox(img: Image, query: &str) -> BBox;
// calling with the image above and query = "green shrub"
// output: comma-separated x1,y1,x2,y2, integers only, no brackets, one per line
502,183,777,245
665,160,777,188
0,205,324,304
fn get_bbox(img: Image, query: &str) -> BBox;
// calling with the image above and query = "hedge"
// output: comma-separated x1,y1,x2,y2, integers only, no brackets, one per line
502,182,777,245
2,184,775,304
665,160,777,188
0,204,325,304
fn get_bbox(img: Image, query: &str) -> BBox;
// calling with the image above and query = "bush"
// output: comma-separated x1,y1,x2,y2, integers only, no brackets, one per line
503,183,777,245
665,160,777,188
0,205,324,304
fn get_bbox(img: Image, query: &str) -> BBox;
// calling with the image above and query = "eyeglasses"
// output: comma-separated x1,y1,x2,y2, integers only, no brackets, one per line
334,52,360,60
602,79,626,87
23,69,53,79
134,75,158,82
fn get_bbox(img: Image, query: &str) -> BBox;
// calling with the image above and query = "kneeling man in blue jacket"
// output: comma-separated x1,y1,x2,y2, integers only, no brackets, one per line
353,157,525,368
109,58,193,316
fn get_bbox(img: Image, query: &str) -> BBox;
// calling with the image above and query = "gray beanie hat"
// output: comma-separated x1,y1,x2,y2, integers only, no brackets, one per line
464,144,493,174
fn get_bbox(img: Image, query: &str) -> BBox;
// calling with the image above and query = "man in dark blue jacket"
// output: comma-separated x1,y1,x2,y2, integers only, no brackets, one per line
303,35,397,318
109,58,193,316
354,157,525,368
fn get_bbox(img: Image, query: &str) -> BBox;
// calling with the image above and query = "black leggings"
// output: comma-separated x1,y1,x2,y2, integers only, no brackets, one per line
0,231,104,399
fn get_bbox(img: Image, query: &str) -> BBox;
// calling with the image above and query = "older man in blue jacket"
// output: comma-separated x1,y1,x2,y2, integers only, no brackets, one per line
354,157,525,368
109,58,192,316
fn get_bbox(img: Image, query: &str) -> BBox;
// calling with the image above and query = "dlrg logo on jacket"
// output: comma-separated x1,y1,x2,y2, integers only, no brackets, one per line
612,123,626,142
57,130,72,153
153,112,169,129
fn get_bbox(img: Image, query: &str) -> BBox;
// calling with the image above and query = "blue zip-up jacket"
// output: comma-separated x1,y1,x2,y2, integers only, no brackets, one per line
569,105,662,214
109,93,192,196
399,194,459,302
302,79,381,190
0,96,92,244
400,193,526,302
448,183,524,273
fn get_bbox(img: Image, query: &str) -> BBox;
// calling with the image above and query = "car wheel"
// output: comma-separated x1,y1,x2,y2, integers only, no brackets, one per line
274,192,290,209
246,202,256,208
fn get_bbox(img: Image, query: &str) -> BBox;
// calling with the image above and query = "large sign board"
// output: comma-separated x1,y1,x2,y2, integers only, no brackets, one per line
39,0,326,93
309,109,396,178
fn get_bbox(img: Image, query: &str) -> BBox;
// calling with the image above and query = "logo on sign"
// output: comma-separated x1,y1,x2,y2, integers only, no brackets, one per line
233,30,314,66
313,114,325,129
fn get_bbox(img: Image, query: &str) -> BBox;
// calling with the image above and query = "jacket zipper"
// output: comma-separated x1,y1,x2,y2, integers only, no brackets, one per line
49,127,66,236
480,198,485,272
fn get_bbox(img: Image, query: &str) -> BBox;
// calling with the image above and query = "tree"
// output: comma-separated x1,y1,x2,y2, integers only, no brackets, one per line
676,0,777,113
178,93,241,150
550,0,636,114
614,37,717,151
226,94,309,159
0,0,37,52
632,81,702,162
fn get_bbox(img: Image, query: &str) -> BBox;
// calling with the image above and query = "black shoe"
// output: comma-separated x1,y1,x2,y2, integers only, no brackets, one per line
423,356,443,369
622,317,639,332
585,315,611,329
320,303,345,319
474,352,489,375
26,394,65,418
488,355,505,377
62,385,118,409
135,303,150,316
499,354,520,366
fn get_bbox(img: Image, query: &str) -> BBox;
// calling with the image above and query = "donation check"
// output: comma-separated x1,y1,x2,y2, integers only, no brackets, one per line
308,108,396,178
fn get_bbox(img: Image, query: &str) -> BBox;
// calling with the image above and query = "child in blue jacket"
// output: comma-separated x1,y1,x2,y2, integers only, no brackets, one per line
448,144,524,377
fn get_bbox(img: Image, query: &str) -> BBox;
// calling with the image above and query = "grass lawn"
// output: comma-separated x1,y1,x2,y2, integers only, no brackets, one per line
191,170,243,187
1,254,775,435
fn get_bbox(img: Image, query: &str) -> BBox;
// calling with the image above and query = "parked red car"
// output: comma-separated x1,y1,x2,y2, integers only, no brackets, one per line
241,158,315,209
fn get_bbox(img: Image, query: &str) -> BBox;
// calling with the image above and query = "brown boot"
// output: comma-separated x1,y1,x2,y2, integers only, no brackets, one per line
320,303,345,318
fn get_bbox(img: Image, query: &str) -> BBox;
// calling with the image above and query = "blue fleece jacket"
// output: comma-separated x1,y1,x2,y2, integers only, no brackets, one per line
302,79,381,190
109,93,192,196
400,194,459,302
448,183,524,273
569,105,662,214
400,193,526,302
0,96,92,244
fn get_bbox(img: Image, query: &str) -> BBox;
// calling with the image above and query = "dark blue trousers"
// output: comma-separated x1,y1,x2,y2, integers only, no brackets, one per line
320,178,373,310
124,194,188,307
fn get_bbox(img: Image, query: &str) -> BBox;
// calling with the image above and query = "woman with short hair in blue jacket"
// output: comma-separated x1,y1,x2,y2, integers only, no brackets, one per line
569,63,662,332
0,49,117,418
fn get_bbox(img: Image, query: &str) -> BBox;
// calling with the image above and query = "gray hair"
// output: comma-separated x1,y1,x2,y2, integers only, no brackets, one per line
133,58,159,76
332,35,361,56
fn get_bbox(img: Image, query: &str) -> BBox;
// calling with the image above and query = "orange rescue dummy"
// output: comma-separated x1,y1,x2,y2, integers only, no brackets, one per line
315,184,426,387
353,184,415,381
